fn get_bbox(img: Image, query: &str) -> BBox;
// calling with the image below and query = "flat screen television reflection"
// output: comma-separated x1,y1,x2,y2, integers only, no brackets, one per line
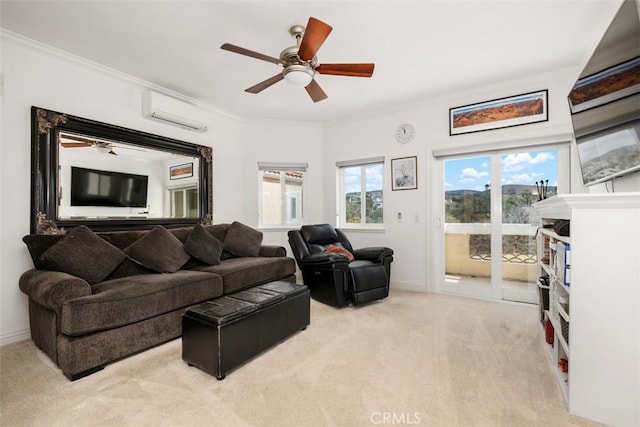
70,166,149,207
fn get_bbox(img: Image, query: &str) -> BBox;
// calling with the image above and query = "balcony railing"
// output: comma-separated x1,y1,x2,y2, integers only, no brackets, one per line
445,223,538,282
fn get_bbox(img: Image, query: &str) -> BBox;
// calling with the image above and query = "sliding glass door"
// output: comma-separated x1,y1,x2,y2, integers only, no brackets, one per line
438,147,564,302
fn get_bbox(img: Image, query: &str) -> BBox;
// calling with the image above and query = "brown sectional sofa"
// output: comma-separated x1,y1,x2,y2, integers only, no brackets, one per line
19,222,296,380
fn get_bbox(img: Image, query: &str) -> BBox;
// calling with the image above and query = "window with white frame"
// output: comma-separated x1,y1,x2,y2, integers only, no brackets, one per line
258,162,307,227
337,157,384,227
168,185,199,218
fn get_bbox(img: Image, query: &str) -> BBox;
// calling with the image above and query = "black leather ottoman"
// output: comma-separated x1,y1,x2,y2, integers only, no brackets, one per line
182,281,310,380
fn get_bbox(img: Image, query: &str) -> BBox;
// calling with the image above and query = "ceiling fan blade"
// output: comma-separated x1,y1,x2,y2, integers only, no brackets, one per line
60,142,91,148
298,17,333,61
316,63,375,77
305,79,328,103
221,43,282,65
115,145,146,152
245,73,284,94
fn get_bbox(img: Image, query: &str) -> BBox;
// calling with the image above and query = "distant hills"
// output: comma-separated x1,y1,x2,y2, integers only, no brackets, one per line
446,184,556,197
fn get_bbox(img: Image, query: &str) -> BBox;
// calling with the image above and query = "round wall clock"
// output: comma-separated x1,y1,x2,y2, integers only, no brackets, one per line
395,123,415,143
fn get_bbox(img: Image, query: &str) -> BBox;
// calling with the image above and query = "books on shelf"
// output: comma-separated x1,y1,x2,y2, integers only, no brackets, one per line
557,242,571,287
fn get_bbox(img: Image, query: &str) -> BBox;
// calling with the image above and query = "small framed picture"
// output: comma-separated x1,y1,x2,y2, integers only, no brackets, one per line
170,162,193,180
391,156,417,191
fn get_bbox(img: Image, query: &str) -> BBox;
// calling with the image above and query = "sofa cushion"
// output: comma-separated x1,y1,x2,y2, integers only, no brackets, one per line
223,221,263,257
190,256,296,294
39,226,125,284
22,234,65,269
123,226,190,273
184,224,223,265
105,258,156,280
60,270,223,336
204,223,230,242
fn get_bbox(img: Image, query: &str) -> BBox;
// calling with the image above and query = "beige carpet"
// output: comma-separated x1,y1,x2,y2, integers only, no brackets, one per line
1,290,601,427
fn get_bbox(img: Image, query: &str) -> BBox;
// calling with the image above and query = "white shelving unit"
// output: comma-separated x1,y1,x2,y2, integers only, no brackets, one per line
537,227,571,402
534,193,640,427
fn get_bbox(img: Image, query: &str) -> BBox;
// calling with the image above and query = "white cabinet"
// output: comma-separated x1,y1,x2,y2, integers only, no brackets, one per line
534,193,640,427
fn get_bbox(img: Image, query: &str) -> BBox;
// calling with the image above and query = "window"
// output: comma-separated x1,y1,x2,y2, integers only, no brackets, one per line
258,162,307,227
337,157,384,227
169,185,199,218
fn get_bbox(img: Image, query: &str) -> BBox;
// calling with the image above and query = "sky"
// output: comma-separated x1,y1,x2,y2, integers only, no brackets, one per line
342,151,557,194
445,150,558,192
344,164,383,194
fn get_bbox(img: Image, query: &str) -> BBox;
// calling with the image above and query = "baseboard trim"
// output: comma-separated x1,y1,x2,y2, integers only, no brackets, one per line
0,329,30,347
390,281,428,293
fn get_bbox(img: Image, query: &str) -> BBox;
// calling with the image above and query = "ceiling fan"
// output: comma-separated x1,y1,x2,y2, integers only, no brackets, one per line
221,17,375,102
59,133,143,156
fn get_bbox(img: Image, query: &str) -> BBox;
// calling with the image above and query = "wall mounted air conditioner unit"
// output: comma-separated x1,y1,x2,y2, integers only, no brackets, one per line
142,90,209,132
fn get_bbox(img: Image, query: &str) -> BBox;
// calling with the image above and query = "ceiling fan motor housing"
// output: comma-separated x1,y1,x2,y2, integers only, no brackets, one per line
279,46,318,67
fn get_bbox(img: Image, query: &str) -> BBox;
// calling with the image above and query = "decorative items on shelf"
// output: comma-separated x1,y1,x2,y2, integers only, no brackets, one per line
558,358,569,373
536,179,549,201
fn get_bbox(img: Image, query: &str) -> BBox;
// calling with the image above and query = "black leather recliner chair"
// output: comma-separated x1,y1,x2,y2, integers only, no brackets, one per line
288,224,394,307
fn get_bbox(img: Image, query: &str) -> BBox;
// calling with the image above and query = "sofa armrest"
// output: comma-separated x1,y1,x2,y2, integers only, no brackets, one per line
19,269,92,313
258,245,287,258
353,247,394,263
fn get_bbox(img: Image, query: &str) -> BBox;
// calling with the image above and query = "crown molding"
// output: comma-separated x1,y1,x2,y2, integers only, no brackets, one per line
1,29,240,122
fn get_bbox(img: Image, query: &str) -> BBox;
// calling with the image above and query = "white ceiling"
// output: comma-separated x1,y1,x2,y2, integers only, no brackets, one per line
0,0,623,123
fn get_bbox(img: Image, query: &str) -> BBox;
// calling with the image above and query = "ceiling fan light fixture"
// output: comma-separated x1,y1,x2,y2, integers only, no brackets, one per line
283,65,314,87
92,144,111,154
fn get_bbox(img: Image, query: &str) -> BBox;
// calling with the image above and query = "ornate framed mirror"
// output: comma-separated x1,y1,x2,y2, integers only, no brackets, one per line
31,106,212,233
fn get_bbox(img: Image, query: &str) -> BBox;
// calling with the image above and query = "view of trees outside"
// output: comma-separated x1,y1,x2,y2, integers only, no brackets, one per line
444,151,558,262
445,152,558,224
344,163,383,224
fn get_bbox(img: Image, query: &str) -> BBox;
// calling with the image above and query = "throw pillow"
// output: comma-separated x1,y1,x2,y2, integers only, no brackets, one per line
39,225,125,284
223,221,263,257
184,224,223,265
124,226,190,273
326,244,354,262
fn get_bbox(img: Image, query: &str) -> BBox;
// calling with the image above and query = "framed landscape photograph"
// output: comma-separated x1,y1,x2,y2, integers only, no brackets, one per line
170,162,193,180
391,156,417,191
568,56,640,114
450,89,548,135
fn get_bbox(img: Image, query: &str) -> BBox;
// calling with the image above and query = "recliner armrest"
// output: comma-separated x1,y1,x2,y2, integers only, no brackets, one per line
19,269,92,313
353,247,394,263
299,252,350,269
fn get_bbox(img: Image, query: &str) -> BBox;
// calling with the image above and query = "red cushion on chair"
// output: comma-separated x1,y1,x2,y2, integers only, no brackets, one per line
326,245,354,262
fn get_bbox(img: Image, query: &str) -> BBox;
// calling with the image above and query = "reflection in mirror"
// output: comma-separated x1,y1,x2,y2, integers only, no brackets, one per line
568,0,640,187
58,132,200,220
31,106,212,233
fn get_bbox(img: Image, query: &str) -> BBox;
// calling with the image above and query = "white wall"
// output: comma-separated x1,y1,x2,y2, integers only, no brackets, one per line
0,33,324,344
239,118,324,251
323,64,640,293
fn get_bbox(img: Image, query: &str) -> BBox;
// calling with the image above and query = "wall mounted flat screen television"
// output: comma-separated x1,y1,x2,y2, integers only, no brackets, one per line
576,118,640,186
71,166,148,207
568,0,640,187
